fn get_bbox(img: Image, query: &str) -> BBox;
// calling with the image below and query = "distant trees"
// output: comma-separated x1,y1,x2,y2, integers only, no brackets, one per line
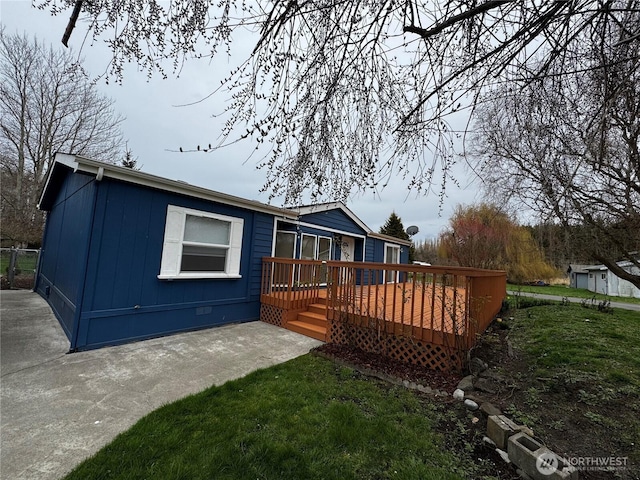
439,204,558,283
0,30,124,245
121,147,141,170
413,239,441,266
379,212,414,262
471,8,640,288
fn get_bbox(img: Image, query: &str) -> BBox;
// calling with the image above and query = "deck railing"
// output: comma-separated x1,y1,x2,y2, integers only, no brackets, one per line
261,258,506,368
260,257,328,310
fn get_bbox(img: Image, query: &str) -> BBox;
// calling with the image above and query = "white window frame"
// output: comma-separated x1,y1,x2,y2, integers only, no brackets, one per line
158,205,244,280
317,236,332,262
273,230,297,258
300,233,317,260
383,243,402,283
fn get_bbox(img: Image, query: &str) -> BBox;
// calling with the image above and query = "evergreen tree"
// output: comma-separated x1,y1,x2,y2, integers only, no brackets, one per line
379,212,410,241
380,212,414,262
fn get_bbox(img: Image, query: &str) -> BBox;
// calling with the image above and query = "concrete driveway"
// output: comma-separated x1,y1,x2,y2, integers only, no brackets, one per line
1,290,321,480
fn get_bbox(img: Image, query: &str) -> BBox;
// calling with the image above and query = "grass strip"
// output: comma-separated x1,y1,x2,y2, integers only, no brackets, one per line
65,355,470,480
509,304,640,386
507,283,640,305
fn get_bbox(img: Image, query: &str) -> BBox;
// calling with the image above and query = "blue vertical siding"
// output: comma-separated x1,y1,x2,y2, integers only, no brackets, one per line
366,237,410,264
365,238,377,262
249,213,275,297
37,171,96,340
71,178,275,350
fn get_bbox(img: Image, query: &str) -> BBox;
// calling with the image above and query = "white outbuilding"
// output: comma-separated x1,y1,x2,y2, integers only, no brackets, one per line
586,260,640,298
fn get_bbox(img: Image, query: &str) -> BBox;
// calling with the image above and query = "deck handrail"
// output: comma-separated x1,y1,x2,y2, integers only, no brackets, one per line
261,257,506,353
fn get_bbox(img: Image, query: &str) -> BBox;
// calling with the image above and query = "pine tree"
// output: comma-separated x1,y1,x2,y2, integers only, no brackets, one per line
379,212,410,241
380,212,415,261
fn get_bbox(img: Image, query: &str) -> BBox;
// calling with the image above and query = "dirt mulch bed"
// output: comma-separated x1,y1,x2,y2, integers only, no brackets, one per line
0,275,35,290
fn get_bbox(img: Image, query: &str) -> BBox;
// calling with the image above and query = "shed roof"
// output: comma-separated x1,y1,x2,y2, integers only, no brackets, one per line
39,153,299,219
585,264,608,271
568,264,594,274
585,259,640,271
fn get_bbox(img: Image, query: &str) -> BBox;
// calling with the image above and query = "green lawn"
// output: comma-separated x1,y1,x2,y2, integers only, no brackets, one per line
502,304,640,467
508,304,640,387
507,283,640,304
64,355,475,480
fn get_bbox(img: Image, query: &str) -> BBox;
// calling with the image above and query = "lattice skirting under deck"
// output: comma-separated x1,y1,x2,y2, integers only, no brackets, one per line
328,319,463,372
260,304,308,329
261,303,463,371
260,304,284,328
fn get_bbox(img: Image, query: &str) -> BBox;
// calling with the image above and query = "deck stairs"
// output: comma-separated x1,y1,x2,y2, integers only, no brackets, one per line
285,299,328,342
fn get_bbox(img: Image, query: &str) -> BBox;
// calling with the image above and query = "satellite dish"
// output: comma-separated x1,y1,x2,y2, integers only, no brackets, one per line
406,225,419,236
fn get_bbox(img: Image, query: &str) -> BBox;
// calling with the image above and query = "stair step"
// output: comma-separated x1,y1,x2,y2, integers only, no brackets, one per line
306,303,328,317
287,320,326,342
296,311,326,328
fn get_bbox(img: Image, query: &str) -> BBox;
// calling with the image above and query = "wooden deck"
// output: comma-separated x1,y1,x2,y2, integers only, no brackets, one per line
332,282,467,334
260,258,506,371
261,281,467,341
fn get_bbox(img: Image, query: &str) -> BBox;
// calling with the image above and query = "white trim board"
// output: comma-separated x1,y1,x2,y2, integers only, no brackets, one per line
41,153,299,219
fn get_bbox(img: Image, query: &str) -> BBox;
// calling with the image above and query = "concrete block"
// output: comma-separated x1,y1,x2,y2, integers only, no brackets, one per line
507,432,578,480
487,414,520,450
479,401,502,417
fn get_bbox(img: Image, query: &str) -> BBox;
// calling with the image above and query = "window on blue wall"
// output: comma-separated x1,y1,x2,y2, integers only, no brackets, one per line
384,243,401,283
274,231,296,258
158,205,244,279
181,215,230,272
318,237,331,262
301,234,317,260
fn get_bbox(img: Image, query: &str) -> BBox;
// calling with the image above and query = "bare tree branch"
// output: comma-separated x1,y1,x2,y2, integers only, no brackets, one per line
32,0,640,210
0,29,124,245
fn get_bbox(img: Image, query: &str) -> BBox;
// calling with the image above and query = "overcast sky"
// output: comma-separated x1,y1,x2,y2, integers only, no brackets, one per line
1,1,484,241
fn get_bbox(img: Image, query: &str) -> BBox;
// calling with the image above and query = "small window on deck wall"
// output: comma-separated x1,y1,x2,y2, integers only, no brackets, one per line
274,231,296,258
384,243,401,283
158,205,244,279
301,234,317,260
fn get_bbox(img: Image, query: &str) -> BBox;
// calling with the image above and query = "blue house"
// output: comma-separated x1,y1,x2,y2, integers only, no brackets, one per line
36,154,411,351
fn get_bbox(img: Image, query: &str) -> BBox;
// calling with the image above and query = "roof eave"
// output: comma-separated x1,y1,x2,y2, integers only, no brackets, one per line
368,231,413,246
41,153,299,219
